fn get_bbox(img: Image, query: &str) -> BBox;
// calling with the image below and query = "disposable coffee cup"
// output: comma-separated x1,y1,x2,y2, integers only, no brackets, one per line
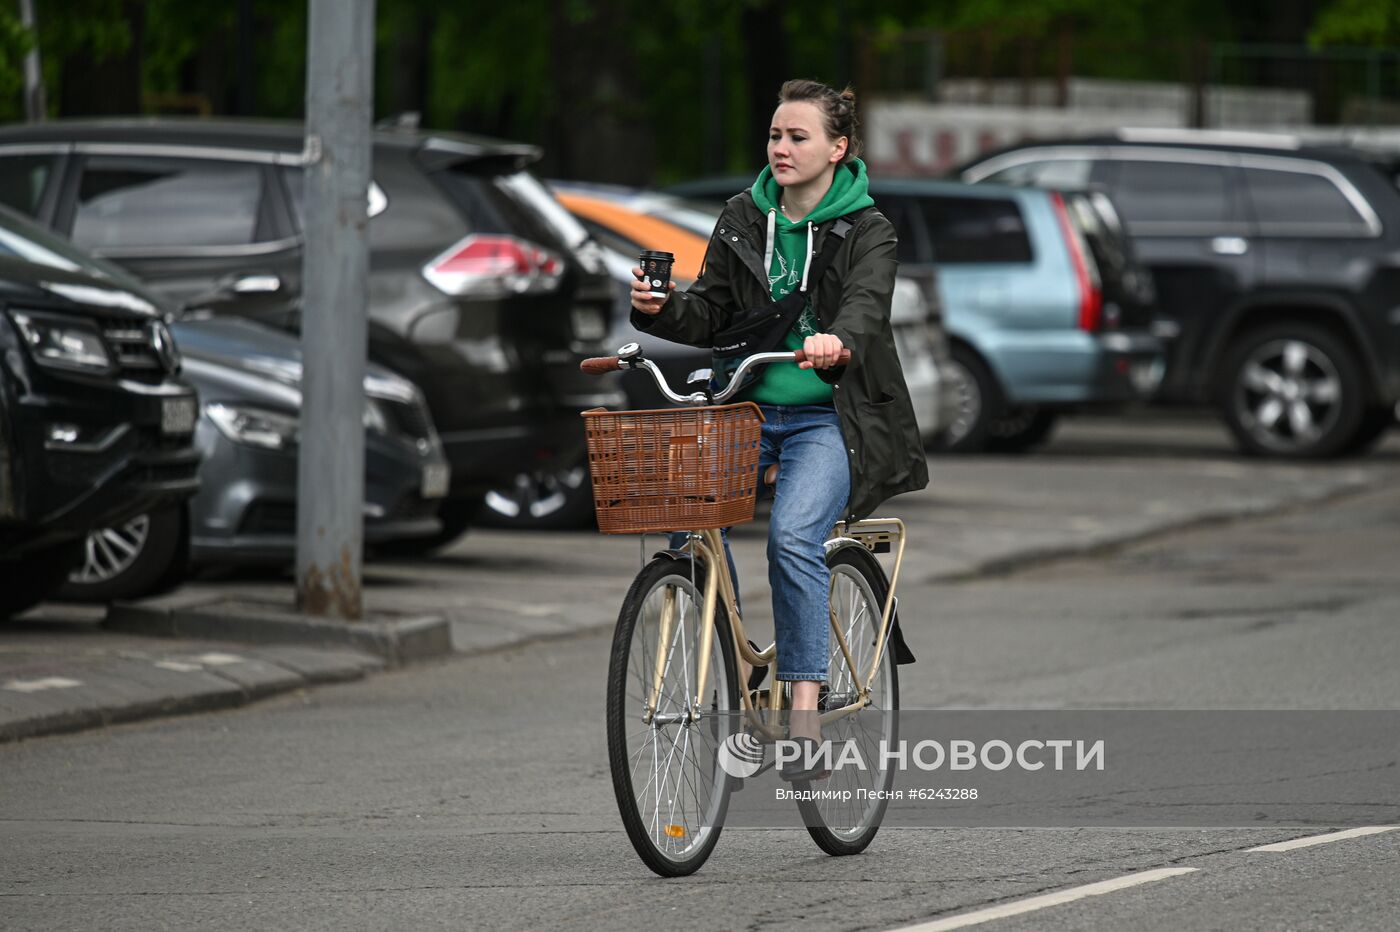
639,250,675,298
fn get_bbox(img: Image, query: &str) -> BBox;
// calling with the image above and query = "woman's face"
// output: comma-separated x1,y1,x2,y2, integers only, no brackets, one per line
768,101,847,188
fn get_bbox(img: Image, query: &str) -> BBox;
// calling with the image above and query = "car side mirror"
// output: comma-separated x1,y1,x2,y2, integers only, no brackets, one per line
180,272,283,312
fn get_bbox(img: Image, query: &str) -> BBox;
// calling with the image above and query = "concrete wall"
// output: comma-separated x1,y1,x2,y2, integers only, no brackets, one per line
864,77,1398,177
935,78,1312,127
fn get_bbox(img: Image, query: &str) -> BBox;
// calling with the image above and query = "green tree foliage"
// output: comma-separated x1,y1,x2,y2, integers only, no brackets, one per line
1310,0,1400,46
0,1,1393,181
0,11,35,116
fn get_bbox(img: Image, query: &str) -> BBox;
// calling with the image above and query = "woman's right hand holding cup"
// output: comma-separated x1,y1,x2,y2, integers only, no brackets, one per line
630,267,674,316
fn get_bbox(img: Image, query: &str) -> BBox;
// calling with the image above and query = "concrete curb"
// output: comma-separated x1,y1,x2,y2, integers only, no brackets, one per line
104,595,452,666
0,646,383,743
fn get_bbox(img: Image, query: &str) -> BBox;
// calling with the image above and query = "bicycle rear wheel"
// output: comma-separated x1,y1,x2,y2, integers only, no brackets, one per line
796,544,900,856
606,554,739,877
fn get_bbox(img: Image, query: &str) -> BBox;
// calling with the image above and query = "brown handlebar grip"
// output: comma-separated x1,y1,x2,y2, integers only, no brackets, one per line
580,356,623,374
792,348,852,366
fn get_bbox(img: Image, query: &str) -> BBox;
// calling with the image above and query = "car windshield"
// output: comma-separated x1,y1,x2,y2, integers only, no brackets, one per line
644,199,721,237
498,172,609,274
551,184,722,239
0,204,169,308
499,172,591,249
432,163,573,255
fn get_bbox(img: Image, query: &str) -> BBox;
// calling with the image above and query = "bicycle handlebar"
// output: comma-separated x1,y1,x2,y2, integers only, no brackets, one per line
579,347,850,405
580,356,623,374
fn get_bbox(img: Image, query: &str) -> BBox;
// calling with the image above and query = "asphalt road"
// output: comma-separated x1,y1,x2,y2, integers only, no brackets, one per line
2,414,1398,930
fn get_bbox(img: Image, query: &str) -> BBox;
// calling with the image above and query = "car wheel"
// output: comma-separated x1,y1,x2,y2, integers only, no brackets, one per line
478,456,596,530
0,539,84,620
984,408,1059,454
1220,324,1365,459
58,506,185,602
930,347,1004,453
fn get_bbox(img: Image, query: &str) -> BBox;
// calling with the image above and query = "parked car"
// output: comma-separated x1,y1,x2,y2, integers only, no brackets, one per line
546,185,716,416
0,118,624,543
669,176,1164,452
61,314,450,601
959,129,1400,457
555,187,714,281
554,183,958,444
0,207,199,618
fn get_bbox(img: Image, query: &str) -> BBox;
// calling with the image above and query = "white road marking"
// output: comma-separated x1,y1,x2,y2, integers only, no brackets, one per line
192,653,245,666
890,868,1199,931
3,677,83,693
1247,826,1399,852
155,661,204,673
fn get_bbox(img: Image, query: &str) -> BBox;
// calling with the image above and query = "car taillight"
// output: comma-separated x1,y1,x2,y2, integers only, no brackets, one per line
1050,192,1103,333
422,234,566,298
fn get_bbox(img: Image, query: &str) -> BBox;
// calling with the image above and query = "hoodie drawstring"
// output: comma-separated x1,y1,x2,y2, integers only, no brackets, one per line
764,213,815,292
763,208,776,280
799,222,814,293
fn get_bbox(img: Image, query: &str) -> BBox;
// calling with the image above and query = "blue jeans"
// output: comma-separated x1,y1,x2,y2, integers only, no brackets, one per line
670,404,850,682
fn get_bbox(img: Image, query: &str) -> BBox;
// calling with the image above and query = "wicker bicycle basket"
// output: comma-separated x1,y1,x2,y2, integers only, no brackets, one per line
581,402,765,534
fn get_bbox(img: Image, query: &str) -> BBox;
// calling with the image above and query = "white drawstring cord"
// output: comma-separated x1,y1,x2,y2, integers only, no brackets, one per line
799,221,814,292
763,208,776,279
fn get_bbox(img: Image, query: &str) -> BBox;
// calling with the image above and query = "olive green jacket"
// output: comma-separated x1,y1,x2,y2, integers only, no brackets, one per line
631,190,929,522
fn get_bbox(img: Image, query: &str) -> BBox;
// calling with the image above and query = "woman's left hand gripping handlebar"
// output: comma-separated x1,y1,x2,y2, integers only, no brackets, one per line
799,332,846,369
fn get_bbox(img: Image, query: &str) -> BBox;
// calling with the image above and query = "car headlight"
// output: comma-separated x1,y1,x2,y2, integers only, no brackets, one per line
364,398,390,435
206,403,300,450
206,401,390,450
9,310,112,372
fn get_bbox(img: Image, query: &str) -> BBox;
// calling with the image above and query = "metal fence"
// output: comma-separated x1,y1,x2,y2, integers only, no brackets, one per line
857,29,1400,129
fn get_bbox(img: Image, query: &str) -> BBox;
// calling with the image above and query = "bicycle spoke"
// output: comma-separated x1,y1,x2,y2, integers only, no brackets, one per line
611,561,733,869
804,557,898,843
665,727,692,842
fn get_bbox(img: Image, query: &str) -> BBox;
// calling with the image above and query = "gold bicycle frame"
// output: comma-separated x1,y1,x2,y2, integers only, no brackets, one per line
639,518,906,736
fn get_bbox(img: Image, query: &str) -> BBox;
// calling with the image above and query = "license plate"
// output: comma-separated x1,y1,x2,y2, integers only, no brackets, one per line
422,463,450,499
161,396,197,436
570,306,607,341
1129,359,1165,395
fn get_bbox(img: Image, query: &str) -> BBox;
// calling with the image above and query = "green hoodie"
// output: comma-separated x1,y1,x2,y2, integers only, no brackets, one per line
743,158,876,405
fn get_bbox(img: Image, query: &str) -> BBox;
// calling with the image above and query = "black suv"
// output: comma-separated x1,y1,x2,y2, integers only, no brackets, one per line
0,119,623,541
960,130,1400,458
0,207,199,618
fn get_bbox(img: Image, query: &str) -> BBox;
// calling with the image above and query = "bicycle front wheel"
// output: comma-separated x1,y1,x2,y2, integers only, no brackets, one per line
796,543,900,856
606,554,739,877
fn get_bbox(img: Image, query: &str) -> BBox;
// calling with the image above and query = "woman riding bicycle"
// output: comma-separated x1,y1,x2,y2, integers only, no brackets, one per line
629,78,928,775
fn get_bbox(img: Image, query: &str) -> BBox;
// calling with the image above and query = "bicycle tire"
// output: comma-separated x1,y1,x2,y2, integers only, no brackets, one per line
795,544,900,856
606,554,739,877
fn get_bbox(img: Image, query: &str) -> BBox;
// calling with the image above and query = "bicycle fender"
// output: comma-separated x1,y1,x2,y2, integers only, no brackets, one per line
887,596,917,666
827,540,917,665
823,536,863,555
